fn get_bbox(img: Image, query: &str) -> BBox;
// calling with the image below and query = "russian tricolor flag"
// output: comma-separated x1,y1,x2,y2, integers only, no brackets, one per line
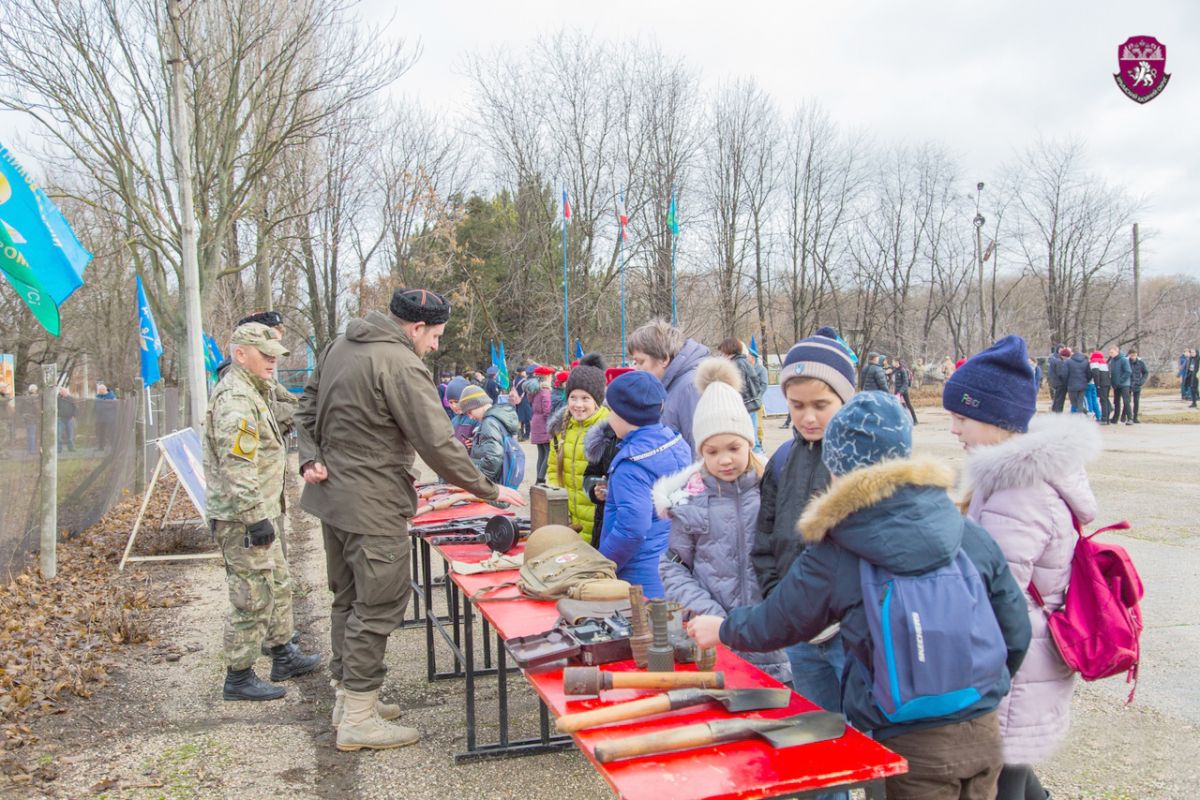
562,188,571,222
617,189,628,240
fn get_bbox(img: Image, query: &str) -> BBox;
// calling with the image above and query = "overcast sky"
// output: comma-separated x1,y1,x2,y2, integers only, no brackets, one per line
1,1,1194,276
354,0,1198,277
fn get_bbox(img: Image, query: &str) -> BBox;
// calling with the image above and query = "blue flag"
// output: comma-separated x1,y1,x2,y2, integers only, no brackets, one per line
137,275,164,386
749,335,759,358
574,339,584,361
496,340,511,391
0,142,90,336
203,332,224,374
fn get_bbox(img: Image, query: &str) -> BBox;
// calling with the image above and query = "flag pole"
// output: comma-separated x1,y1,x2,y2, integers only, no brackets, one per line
562,186,570,366
619,187,627,366
670,188,678,327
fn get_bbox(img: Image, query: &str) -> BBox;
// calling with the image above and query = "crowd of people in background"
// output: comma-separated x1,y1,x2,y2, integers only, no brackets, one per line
0,380,123,456
1044,344,1150,424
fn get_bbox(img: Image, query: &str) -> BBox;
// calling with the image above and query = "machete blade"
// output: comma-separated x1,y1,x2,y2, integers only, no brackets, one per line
711,688,793,712
756,711,847,748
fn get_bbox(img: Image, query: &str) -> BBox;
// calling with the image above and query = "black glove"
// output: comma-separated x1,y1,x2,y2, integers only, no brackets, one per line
246,519,275,548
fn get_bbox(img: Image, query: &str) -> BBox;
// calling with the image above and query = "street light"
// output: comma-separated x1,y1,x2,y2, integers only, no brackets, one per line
974,183,987,352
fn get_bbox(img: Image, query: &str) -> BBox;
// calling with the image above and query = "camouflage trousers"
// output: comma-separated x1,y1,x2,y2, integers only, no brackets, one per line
215,517,294,670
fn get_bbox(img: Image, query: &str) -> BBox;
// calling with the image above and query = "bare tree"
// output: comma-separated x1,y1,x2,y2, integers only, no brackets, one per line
1010,138,1138,348
0,0,411,346
779,104,863,350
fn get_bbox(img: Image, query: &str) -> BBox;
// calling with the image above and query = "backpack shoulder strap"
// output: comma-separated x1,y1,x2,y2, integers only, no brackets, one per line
771,437,795,484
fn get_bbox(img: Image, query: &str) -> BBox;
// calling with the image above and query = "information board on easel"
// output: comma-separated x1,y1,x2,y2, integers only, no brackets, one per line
119,428,220,571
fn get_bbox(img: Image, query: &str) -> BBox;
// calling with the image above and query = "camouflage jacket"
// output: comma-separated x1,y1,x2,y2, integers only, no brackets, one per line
269,381,298,438
203,363,286,523
217,357,296,438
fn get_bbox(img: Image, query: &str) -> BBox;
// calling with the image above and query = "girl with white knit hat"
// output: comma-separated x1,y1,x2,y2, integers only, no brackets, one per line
653,358,791,683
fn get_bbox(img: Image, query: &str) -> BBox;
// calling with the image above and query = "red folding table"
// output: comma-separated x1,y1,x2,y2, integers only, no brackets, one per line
409,522,908,795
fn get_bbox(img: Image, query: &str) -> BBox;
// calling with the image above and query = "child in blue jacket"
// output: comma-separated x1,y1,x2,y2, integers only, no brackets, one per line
689,393,1031,799
601,370,692,598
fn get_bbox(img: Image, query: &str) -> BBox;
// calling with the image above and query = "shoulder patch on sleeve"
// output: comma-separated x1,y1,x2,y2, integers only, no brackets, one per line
231,418,259,461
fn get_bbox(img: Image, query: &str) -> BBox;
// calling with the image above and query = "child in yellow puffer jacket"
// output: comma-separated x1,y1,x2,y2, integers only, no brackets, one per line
548,358,608,544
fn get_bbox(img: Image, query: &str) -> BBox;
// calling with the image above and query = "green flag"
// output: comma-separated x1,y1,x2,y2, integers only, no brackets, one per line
0,221,60,335
667,193,680,236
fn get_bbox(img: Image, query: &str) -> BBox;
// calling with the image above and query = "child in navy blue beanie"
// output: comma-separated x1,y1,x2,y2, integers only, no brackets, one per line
945,335,1101,800
600,371,693,597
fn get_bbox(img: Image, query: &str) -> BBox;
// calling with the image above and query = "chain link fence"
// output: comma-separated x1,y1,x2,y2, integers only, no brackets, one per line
0,388,185,580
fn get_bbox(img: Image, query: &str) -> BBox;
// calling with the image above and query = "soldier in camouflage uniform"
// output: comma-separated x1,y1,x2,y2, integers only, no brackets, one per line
205,322,322,702
218,310,300,557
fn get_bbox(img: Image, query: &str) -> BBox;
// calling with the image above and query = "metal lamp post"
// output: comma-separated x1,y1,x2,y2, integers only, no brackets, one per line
974,182,986,353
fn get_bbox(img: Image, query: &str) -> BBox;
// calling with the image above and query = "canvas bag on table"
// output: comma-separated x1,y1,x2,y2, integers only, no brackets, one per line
473,525,630,602
1028,516,1143,702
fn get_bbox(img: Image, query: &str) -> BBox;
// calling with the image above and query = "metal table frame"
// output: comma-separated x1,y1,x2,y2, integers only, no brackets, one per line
417,536,572,763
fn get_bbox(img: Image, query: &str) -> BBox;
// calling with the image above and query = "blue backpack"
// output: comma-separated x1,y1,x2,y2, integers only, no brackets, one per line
500,430,525,489
858,549,1007,724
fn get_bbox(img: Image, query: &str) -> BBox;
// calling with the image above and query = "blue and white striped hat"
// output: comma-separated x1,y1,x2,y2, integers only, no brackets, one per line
779,328,858,402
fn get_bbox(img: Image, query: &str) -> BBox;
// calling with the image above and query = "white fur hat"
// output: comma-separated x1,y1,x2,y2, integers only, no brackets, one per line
691,358,755,452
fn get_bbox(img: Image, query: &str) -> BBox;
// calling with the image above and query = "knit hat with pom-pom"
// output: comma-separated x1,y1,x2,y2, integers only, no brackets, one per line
690,358,756,453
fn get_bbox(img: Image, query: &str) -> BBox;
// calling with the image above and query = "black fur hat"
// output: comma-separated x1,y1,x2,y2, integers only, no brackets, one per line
390,288,451,325
577,352,606,371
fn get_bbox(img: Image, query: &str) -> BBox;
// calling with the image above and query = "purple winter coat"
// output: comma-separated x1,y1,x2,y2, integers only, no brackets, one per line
654,462,791,684
963,413,1101,765
659,338,710,452
529,387,553,445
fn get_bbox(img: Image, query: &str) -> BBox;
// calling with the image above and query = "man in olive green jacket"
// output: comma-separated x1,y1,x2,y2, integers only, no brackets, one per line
297,288,525,752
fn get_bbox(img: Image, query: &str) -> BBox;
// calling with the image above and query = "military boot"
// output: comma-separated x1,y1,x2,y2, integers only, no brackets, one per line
336,689,419,752
260,629,302,657
223,667,286,701
268,641,322,682
330,679,402,728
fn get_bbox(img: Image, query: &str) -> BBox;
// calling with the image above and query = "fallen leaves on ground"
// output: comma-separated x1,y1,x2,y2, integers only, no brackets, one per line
0,473,197,757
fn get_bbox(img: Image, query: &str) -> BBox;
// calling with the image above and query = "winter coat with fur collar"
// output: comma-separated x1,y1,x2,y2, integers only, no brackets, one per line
654,463,791,684
720,458,1031,741
963,414,1100,765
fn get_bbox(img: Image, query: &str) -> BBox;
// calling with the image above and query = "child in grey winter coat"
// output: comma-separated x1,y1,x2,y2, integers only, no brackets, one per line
655,359,790,683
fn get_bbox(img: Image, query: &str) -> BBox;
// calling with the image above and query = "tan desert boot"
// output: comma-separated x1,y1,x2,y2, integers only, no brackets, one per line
336,688,419,752
330,680,401,727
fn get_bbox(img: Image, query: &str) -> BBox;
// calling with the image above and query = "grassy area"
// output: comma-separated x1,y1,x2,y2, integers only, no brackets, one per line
1139,412,1200,425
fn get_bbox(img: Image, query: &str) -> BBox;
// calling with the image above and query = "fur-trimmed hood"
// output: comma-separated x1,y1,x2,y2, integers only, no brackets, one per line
584,417,614,463
547,405,569,440
653,460,759,519
653,461,704,519
964,413,1100,523
797,458,963,574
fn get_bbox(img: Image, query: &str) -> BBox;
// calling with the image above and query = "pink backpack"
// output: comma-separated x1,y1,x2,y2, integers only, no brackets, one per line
1029,517,1143,703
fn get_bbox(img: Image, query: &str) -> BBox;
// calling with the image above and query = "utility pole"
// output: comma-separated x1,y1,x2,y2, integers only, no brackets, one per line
974,182,986,353
167,0,207,431
39,363,58,579
1132,223,1141,350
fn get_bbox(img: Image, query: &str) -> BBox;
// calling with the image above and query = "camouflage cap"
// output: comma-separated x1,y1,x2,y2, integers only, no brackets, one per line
230,322,289,358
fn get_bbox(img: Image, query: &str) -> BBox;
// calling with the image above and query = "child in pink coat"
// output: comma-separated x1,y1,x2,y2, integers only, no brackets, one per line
944,335,1102,800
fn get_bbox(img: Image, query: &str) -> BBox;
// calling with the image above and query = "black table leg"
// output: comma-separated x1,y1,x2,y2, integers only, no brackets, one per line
464,584,476,753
